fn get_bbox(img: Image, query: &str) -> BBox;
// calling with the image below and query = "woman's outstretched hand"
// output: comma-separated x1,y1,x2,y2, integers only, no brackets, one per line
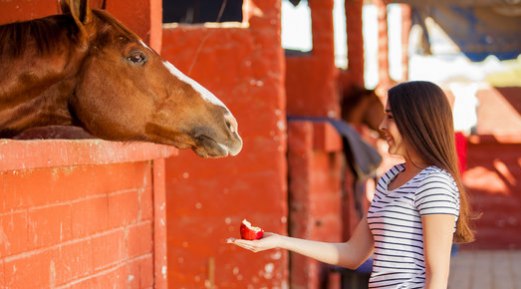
227,232,283,253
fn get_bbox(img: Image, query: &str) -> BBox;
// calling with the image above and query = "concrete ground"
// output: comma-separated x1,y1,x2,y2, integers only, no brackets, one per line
449,250,521,289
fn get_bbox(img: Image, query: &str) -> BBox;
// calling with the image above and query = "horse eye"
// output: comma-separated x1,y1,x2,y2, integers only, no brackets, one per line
127,52,147,65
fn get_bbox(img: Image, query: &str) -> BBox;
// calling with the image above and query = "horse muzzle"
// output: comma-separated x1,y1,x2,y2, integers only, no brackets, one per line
193,133,242,158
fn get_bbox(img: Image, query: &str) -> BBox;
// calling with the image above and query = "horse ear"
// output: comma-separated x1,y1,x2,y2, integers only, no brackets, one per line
60,0,92,25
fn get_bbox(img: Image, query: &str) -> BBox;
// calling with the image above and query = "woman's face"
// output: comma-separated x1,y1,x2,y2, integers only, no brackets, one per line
379,102,406,157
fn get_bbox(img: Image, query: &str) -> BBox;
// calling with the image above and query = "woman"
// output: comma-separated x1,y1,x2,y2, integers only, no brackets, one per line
228,81,475,289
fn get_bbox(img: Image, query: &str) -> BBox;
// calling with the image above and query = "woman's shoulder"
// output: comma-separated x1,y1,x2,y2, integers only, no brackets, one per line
418,166,457,189
421,165,454,179
414,166,460,214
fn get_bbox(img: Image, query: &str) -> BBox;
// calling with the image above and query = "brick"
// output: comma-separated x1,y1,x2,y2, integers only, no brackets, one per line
1,163,150,213
0,259,5,289
139,168,154,222
67,268,125,289
127,223,153,259
125,259,141,289
0,212,29,257
0,167,79,212
58,163,150,202
91,230,125,270
139,186,153,221
312,122,342,152
27,204,73,249
96,267,126,289
108,191,139,228
119,256,153,289
71,196,109,238
4,251,52,289
52,240,94,286
0,169,38,212
311,192,342,217
139,256,154,288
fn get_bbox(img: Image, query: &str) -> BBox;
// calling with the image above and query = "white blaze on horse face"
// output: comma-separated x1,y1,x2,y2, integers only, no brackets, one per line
139,41,227,110
139,40,151,50
162,61,228,109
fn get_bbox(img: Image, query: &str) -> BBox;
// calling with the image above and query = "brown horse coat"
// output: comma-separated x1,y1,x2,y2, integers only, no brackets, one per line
0,0,242,158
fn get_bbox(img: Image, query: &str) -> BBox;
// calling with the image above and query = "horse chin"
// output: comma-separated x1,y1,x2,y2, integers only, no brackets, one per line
193,135,231,158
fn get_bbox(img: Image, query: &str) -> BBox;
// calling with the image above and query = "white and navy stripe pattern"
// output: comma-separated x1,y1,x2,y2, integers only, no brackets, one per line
367,164,459,289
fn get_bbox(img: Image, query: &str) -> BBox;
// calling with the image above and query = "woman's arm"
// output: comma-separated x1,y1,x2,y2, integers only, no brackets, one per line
228,217,374,269
422,214,457,289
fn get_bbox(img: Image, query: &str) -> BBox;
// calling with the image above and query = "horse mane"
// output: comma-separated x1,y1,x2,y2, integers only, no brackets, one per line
0,15,80,58
0,9,140,60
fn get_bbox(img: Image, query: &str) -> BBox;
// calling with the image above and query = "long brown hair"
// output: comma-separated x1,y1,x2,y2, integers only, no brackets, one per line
388,81,475,243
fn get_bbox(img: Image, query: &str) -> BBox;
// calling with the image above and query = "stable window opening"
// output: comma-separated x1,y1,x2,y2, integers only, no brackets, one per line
163,0,244,24
282,0,313,55
334,0,348,69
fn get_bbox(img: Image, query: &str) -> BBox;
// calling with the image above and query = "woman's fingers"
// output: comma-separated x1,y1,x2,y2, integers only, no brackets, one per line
226,233,281,253
227,238,259,252
226,238,236,244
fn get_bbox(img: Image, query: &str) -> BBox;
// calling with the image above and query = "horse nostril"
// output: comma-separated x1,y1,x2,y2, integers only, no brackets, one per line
223,113,237,135
225,119,232,130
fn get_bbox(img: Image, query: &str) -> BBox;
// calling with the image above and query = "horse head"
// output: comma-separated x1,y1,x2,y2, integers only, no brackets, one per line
341,86,384,137
67,0,242,157
0,0,242,158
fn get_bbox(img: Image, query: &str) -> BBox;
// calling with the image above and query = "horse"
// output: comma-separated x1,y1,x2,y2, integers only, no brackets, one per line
0,0,242,158
340,86,385,134
339,86,385,228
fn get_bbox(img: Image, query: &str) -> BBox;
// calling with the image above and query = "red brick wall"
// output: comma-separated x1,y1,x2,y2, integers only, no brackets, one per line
0,1,172,288
341,0,365,88
0,0,57,23
1,162,154,288
460,87,521,250
286,0,339,118
160,1,288,288
285,1,365,288
0,141,175,289
463,136,521,250
287,122,343,289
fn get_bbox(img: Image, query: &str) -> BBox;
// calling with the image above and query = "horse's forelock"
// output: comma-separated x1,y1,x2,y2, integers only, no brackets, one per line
91,9,140,43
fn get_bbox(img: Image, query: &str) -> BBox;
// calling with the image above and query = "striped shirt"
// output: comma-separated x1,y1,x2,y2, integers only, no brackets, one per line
367,164,459,289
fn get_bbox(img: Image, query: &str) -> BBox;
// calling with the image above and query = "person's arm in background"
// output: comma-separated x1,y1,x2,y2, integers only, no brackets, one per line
422,214,457,289
228,217,374,269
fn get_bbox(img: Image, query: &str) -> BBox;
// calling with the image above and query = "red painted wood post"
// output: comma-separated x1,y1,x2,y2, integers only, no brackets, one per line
401,4,412,81
161,0,289,287
105,0,162,51
344,0,365,88
153,158,168,289
375,0,391,86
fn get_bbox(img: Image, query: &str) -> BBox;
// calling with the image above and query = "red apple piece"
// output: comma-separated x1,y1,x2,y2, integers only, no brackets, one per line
240,219,264,240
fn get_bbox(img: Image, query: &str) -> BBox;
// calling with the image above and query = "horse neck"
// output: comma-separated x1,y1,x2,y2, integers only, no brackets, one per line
0,16,88,136
343,97,370,125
